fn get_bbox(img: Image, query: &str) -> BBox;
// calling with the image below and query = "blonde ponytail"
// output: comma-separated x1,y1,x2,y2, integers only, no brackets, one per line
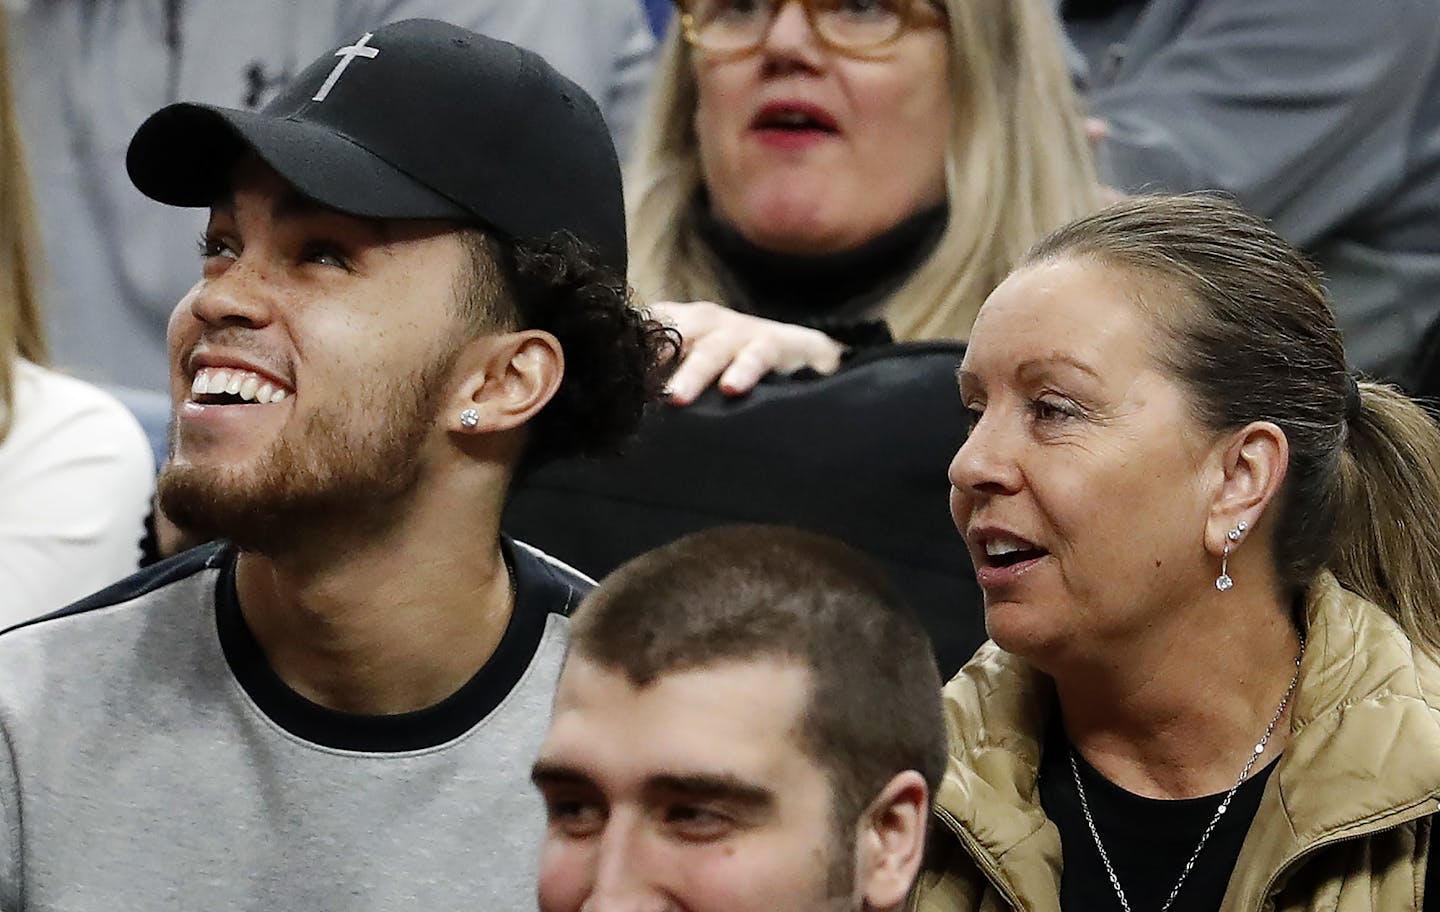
1331,383,1440,654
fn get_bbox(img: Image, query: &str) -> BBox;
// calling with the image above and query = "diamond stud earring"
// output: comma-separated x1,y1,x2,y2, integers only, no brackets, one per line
459,408,480,429
1216,521,1246,591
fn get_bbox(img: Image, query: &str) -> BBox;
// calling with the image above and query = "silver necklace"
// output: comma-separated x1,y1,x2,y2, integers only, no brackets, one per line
1068,636,1304,912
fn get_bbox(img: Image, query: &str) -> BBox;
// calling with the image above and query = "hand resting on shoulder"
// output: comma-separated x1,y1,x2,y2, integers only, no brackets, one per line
652,300,845,406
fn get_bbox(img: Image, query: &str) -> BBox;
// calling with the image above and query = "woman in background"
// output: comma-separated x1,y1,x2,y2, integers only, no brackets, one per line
629,0,1101,402
921,194,1440,910
506,0,1101,673
0,9,153,622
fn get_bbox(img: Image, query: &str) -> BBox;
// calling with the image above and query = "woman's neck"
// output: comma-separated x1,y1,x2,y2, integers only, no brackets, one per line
695,201,948,324
1051,597,1304,799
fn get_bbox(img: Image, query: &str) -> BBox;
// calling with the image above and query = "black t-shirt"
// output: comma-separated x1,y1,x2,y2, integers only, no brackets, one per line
1039,720,1440,910
1039,719,1274,912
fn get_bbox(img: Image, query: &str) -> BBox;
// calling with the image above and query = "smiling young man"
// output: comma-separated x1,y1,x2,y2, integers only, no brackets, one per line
531,525,947,912
0,19,674,911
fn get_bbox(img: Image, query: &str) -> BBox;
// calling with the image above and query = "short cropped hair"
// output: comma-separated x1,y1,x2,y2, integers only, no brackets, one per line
456,229,679,471
568,525,948,827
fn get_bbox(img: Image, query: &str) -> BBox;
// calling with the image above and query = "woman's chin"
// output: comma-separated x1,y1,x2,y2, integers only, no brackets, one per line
726,191,879,255
983,601,1065,660
737,216,853,256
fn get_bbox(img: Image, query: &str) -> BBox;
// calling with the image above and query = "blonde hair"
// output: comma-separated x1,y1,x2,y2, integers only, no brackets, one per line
0,7,46,442
626,0,1102,341
1028,194,1440,655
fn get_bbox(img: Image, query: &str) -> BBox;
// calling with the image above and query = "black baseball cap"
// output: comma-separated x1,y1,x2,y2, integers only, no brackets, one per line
126,18,627,275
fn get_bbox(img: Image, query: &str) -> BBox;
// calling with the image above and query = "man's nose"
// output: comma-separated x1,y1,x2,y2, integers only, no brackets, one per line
186,258,277,330
581,817,674,912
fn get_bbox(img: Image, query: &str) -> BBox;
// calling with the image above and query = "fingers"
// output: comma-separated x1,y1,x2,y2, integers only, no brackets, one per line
718,339,780,397
806,333,844,375
654,302,847,406
650,300,719,355
717,330,844,396
667,337,734,406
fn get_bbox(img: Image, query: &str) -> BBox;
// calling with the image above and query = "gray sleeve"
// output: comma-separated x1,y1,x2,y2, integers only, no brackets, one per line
0,721,20,910
1090,0,1440,247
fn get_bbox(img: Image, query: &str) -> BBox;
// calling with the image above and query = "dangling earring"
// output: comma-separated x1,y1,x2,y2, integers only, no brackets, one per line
459,408,480,429
1215,520,1247,592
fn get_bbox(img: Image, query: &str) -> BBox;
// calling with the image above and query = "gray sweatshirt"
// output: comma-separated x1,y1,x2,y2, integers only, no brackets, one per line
0,539,587,910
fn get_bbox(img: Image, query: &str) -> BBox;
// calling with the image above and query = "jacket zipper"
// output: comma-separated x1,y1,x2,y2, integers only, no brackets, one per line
932,805,1029,911
1245,795,1439,911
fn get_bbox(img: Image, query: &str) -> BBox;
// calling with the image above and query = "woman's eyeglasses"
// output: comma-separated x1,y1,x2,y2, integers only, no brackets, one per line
674,0,948,57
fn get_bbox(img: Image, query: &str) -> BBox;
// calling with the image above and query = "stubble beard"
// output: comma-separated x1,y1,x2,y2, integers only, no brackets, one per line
158,346,459,555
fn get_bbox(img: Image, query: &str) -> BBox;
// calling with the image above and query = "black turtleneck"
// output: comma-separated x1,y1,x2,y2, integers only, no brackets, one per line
694,201,948,346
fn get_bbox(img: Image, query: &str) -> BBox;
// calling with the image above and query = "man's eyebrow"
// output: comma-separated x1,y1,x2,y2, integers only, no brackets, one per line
272,188,394,242
206,185,331,224
530,760,593,789
645,773,775,808
270,187,335,222
209,192,235,219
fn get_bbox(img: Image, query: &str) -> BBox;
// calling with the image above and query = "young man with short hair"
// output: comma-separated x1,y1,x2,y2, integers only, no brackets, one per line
0,19,673,910
531,525,947,912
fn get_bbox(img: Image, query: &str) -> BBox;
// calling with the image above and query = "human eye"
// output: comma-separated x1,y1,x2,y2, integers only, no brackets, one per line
196,231,238,261
664,804,735,842
836,0,900,17
960,401,984,437
698,0,766,22
299,240,353,272
1030,395,1084,424
543,793,607,839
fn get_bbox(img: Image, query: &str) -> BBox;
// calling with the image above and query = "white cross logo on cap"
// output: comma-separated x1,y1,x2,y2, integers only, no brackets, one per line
312,32,380,102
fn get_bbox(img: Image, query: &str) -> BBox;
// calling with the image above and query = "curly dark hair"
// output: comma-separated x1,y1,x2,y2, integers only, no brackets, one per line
456,229,678,471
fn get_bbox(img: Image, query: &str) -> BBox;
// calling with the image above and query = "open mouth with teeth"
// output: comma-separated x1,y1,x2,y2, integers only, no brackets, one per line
982,538,1049,569
190,367,291,406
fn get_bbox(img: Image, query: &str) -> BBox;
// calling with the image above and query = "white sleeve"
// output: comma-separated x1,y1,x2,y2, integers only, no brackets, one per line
0,365,155,625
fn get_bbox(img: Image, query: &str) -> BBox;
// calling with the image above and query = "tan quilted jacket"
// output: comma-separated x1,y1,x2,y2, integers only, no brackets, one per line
912,573,1440,912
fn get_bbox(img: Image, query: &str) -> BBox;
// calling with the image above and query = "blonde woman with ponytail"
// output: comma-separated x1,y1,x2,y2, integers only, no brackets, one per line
0,8,153,621
923,193,1440,911
628,0,1100,404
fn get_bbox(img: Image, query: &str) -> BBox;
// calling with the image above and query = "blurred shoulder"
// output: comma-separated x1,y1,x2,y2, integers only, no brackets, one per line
10,360,151,443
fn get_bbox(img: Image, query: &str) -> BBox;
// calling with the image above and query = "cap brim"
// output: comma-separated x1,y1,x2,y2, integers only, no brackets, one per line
126,103,470,222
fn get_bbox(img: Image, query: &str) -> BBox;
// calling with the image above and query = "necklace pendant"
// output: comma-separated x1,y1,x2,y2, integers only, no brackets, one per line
1215,573,1234,591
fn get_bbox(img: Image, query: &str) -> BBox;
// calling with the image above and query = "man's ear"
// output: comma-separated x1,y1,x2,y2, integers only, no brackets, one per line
447,330,564,435
1204,420,1289,555
855,770,930,911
